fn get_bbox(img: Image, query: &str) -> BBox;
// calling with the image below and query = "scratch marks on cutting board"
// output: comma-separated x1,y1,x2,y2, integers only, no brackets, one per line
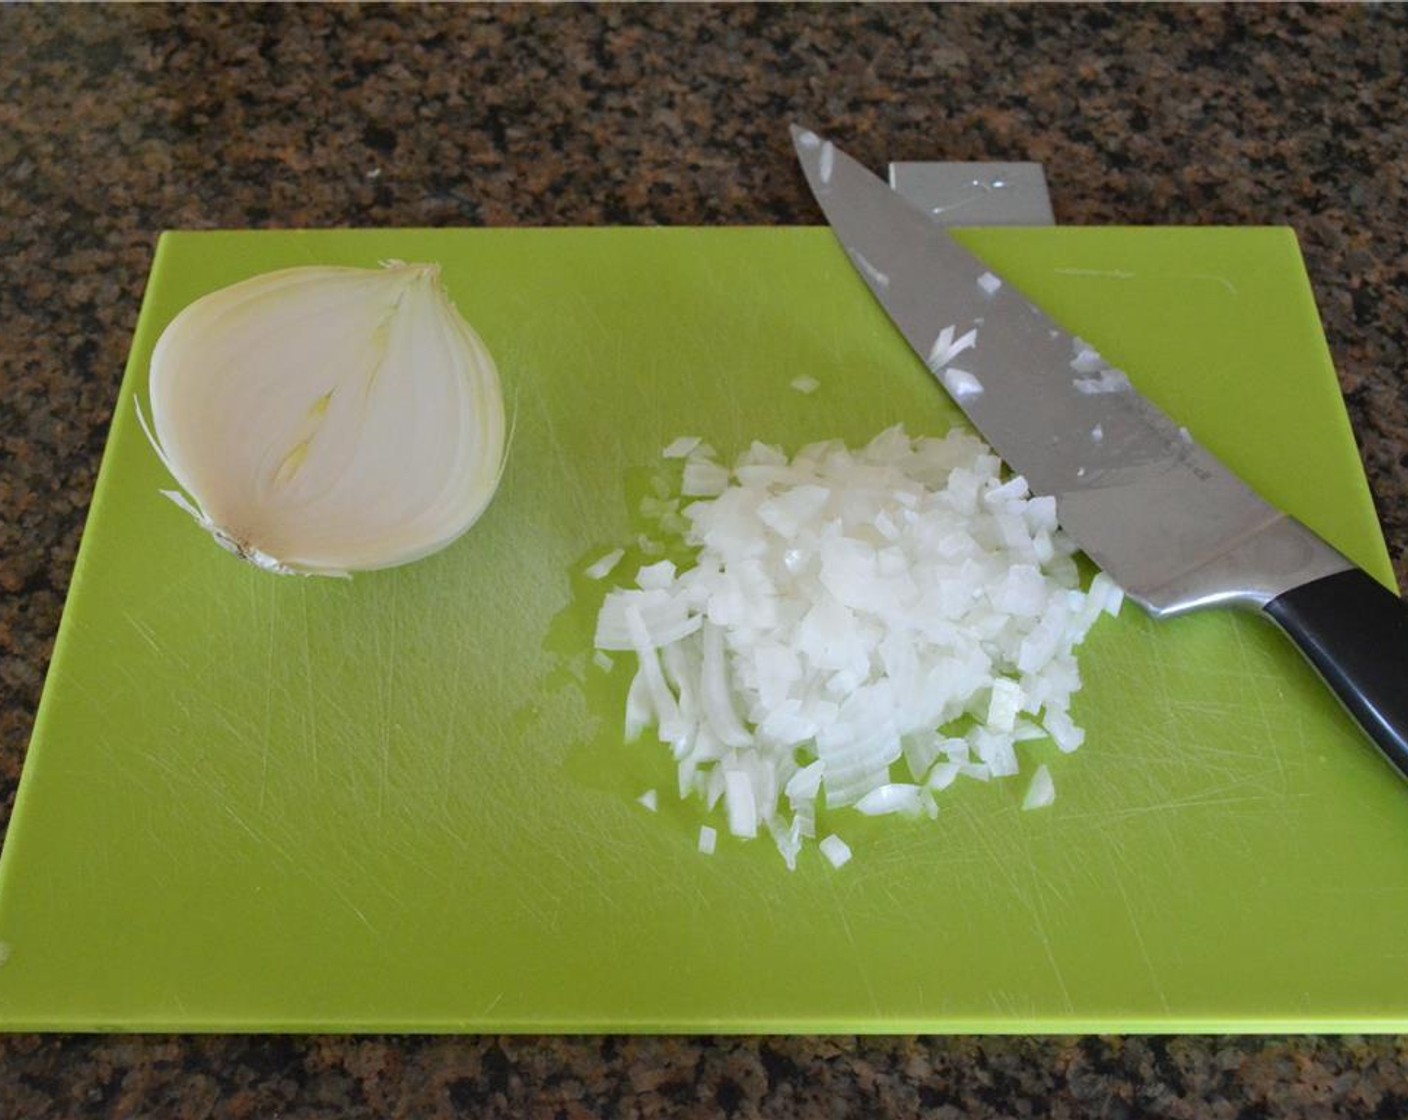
219,796,387,938
520,336,599,536
298,582,320,783
826,875,884,1020
330,888,380,937
376,578,401,823
259,577,277,812
219,800,299,869
1226,619,1296,788
1126,619,1291,804
1053,267,1137,282
1060,788,1305,827
480,990,506,1017
1110,869,1172,1014
1052,267,1239,296
121,609,163,655
1180,272,1240,296
437,624,468,823
965,812,1076,1014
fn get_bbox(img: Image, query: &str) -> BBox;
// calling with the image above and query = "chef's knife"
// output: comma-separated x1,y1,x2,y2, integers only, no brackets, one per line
791,125,1408,775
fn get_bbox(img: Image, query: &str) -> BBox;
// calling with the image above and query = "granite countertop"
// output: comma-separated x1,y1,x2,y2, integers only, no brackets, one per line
2,2,1407,1115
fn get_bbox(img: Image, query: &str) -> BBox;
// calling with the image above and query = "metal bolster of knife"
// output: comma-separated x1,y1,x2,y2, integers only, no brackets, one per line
1134,513,1354,618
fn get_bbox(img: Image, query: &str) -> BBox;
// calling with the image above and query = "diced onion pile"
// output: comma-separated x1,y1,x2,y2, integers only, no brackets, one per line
593,425,1122,869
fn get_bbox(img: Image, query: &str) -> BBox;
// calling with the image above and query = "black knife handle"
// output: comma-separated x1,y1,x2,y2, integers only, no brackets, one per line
1263,568,1408,779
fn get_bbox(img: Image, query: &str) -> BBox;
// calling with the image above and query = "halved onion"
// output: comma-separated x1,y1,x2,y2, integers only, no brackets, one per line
140,262,506,577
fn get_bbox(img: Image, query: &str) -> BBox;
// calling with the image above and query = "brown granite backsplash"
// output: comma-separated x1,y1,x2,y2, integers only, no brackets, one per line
1,3,1406,1116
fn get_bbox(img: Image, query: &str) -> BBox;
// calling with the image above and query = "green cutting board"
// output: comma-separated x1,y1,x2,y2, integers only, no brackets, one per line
0,227,1401,1033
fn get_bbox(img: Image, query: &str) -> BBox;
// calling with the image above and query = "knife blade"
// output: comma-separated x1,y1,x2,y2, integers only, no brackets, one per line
791,125,1408,775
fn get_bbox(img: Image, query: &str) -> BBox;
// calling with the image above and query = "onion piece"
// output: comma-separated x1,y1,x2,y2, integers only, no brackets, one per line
854,783,924,817
701,622,751,748
143,262,506,576
585,548,625,580
1022,764,1056,810
927,761,962,791
636,560,678,590
941,368,984,399
591,425,1122,867
927,324,979,372
723,769,759,838
623,669,651,742
623,604,688,745
819,834,852,869
769,815,804,870
682,459,730,497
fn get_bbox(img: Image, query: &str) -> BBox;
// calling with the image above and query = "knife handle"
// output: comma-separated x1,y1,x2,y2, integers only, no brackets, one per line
1264,568,1408,778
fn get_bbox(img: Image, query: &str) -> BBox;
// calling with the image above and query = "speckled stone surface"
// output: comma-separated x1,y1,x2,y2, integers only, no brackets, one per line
1,2,1406,1115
